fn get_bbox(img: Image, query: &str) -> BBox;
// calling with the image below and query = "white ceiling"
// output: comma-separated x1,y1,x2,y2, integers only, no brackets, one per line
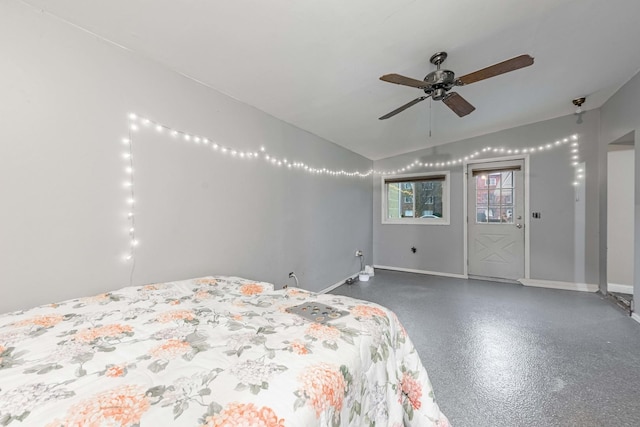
24,0,640,160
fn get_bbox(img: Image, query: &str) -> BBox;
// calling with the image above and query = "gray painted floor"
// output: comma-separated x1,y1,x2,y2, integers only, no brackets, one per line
331,269,640,427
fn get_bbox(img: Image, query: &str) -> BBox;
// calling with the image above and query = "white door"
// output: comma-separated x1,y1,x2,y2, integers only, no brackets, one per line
467,160,525,281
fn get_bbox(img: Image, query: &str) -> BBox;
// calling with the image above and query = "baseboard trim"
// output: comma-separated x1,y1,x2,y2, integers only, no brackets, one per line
373,265,468,279
632,313,640,324
319,273,359,294
608,283,633,294
519,278,598,293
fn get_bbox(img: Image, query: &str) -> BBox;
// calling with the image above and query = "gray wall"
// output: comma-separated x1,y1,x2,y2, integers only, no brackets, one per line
373,110,601,284
0,1,372,313
600,71,640,297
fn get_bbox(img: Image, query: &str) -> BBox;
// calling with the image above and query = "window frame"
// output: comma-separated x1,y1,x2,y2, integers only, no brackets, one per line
381,171,450,225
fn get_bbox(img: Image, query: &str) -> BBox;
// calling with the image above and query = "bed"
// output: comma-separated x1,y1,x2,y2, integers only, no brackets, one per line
0,276,449,426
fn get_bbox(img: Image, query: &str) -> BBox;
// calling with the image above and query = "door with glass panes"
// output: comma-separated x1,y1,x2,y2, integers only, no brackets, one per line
467,160,525,281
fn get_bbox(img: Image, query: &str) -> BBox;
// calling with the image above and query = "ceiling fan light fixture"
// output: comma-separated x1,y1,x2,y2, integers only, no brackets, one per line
572,97,586,114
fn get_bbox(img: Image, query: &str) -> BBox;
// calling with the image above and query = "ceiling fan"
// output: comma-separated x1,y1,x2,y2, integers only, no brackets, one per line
378,52,534,119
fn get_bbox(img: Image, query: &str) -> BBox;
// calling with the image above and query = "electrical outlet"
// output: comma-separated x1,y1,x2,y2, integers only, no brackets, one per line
355,250,363,257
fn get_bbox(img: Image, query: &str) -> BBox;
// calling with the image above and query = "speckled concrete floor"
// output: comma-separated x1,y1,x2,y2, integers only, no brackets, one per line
331,269,640,427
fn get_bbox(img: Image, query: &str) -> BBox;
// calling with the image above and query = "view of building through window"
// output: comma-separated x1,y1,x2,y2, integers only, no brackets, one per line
475,171,515,223
386,177,444,219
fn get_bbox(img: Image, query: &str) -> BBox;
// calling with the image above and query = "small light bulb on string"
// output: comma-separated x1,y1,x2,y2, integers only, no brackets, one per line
122,113,580,205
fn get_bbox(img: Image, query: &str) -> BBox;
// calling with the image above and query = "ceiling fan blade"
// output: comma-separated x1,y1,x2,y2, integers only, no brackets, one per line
442,92,475,117
379,96,429,120
457,54,534,85
380,74,430,89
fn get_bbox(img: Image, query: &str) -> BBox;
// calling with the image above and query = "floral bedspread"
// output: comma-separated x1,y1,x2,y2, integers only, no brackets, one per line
0,276,449,426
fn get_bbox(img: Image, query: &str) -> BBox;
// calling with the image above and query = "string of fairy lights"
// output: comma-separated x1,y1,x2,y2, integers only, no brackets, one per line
120,113,583,262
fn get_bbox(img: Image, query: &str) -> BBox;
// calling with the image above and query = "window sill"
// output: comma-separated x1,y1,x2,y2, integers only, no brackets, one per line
381,218,450,226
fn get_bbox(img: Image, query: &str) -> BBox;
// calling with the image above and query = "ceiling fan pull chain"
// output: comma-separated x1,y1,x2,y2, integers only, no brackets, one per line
429,97,432,138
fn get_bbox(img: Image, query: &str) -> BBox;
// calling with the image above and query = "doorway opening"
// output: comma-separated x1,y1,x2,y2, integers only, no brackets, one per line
607,132,634,314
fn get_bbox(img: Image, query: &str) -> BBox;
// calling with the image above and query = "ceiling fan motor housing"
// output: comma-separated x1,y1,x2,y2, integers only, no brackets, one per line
423,69,456,100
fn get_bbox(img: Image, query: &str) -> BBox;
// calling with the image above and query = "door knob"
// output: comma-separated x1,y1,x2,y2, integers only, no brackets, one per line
515,223,523,229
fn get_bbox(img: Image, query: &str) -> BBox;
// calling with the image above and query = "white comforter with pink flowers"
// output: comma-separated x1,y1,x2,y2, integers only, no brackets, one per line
0,276,449,426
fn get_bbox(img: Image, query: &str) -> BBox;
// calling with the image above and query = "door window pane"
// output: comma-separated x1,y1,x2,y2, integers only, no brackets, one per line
476,190,488,205
476,209,488,223
475,169,517,224
501,189,513,205
501,207,514,223
501,171,513,188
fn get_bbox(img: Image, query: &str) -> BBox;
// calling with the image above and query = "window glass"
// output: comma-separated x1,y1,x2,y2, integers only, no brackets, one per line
475,171,516,224
383,172,450,224
387,183,401,219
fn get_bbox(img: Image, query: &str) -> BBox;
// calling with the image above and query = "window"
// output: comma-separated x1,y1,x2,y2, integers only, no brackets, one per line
474,169,516,224
382,171,450,225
